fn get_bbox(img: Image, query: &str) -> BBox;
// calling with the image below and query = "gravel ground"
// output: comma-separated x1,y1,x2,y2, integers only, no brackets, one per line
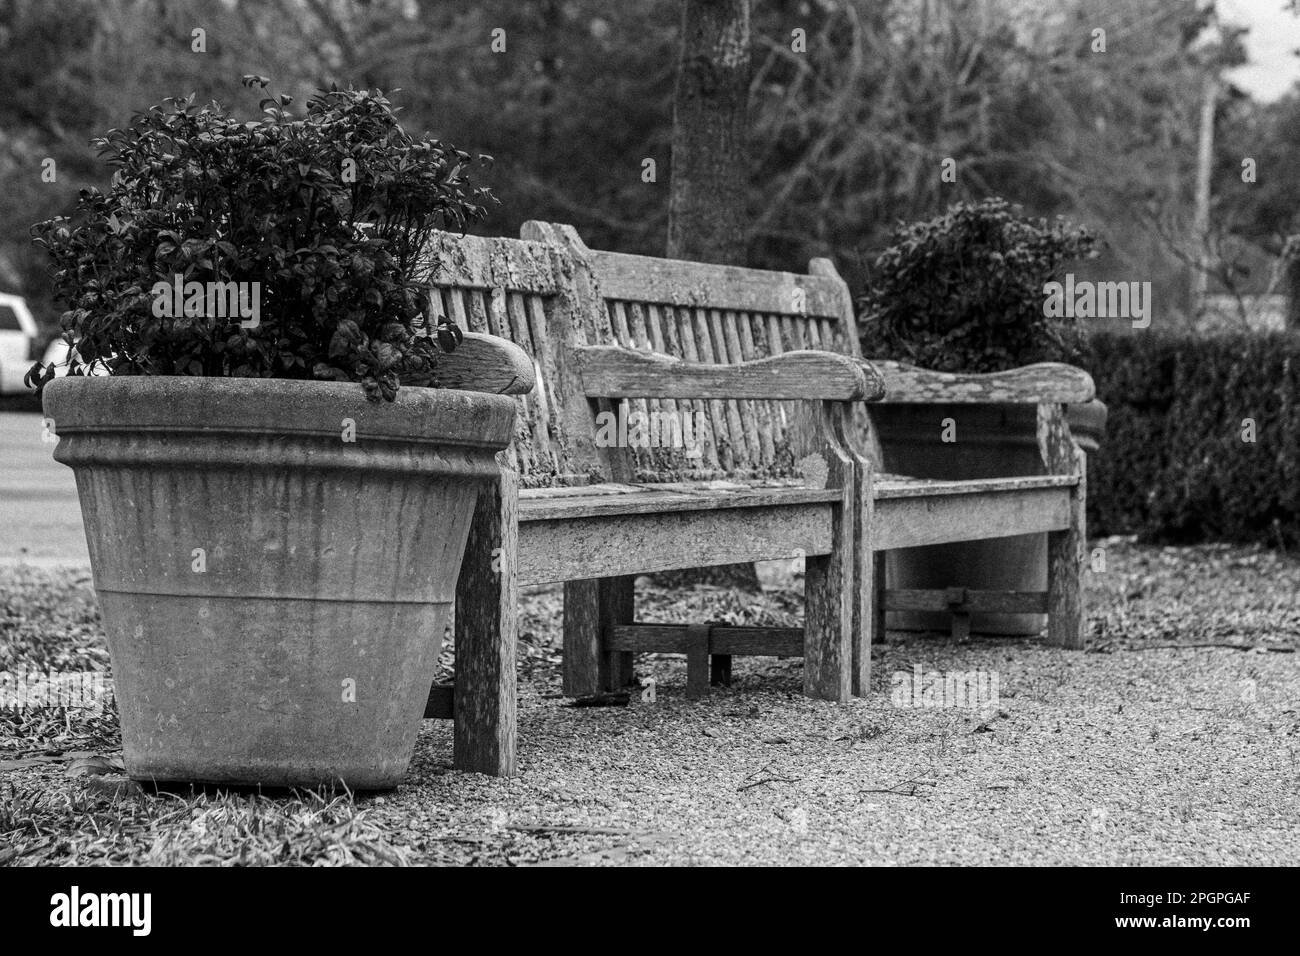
1,539,1297,866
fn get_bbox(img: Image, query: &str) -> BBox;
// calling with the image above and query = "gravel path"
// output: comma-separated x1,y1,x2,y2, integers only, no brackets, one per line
382,637,1296,865
2,540,1297,865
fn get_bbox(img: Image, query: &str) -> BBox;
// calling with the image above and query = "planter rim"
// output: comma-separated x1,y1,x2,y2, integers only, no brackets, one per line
43,374,517,448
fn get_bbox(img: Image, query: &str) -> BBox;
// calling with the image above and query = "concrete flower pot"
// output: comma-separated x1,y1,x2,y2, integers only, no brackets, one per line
871,399,1106,635
43,376,516,790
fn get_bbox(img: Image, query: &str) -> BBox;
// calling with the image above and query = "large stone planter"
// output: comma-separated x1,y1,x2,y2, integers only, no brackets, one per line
44,376,516,790
871,399,1106,635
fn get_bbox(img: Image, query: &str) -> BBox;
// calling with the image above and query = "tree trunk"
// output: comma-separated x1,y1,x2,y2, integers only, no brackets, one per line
658,0,760,592
1191,74,1217,316
666,0,750,265
1284,236,1300,328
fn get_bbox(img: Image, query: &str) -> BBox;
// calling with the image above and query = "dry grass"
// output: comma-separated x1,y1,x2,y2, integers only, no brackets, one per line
2,539,1298,866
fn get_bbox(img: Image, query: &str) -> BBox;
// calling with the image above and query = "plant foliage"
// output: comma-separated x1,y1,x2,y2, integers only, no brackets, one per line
857,197,1097,373
1087,331,1300,547
28,77,495,401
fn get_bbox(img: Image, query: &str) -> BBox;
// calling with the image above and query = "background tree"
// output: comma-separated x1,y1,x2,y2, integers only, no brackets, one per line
666,0,751,264
3,0,1298,341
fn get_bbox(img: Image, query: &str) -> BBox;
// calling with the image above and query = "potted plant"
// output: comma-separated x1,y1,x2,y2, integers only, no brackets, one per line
858,197,1106,635
28,78,518,789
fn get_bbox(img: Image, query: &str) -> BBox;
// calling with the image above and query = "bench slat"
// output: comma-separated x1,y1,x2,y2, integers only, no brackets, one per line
518,503,832,585
576,346,880,401
513,473,1074,520
609,624,804,656
873,473,1077,498
874,485,1072,549
883,589,1050,614
588,248,846,317
872,360,1095,404
519,482,841,521
427,232,558,294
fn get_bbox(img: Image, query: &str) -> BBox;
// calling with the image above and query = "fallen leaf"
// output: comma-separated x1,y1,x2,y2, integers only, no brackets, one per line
66,756,116,778
84,774,144,798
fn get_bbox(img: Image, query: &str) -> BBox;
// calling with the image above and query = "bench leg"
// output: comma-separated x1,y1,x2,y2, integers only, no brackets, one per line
600,576,636,690
804,475,856,703
686,623,710,699
1046,483,1086,649
852,487,877,698
710,654,732,687
873,557,887,647
1039,405,1087,650
452,469,517,776
563,575,635,696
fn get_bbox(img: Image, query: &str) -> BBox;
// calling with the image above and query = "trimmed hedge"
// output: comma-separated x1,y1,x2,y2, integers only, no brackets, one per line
1086,331,1300,546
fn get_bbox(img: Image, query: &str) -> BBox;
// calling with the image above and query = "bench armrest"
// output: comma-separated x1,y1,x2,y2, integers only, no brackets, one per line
870,360,1095,404
434,331,536,396
576,346,884,401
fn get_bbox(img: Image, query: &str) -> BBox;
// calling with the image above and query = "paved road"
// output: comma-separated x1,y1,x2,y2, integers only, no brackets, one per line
0,412,88,565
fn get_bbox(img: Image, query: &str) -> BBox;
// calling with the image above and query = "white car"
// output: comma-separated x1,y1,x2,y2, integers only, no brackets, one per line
0,293,39,394
41,336,73,376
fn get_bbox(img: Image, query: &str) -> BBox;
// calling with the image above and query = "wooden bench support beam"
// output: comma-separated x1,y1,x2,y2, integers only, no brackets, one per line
520,504,834,585
685,624,710,700
562,580,599,697
799,406,856,704
873,559,888,649
563,575,636,697
883,589,1050,614
872,487,1072,550
451,470,518,777
601,577,637,692
610,624,804,656
1039,403,1088,650
851,450,875,697
947,587,972,642
881,587,1052,639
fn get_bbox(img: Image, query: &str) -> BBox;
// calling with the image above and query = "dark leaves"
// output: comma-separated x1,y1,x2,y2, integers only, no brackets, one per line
30,79,495,400
857,197,1095,374
328,318,364,359
23,361,56,393
434,320,462,353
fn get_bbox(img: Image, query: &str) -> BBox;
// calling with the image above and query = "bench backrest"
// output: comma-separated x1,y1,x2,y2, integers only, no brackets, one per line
424,230,610,486
521,221,860,483
422,222,1096,487
424,221,863,487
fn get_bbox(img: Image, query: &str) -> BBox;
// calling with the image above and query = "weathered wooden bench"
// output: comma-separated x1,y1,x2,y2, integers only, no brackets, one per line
423,222,1094,778
423,225,879,775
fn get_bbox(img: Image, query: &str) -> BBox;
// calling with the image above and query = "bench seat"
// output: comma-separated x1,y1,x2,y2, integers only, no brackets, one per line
519,480,841,520
515,473,1076,584
519,473,1075,517
517,480,842,586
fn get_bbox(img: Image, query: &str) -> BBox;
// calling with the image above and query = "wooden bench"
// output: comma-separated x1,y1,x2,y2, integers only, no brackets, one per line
423,222,1094,778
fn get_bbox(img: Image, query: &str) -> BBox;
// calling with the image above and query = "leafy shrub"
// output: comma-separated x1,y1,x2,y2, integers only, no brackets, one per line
858,197,1096,373
1086,331,1300,547
29,77,495,401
